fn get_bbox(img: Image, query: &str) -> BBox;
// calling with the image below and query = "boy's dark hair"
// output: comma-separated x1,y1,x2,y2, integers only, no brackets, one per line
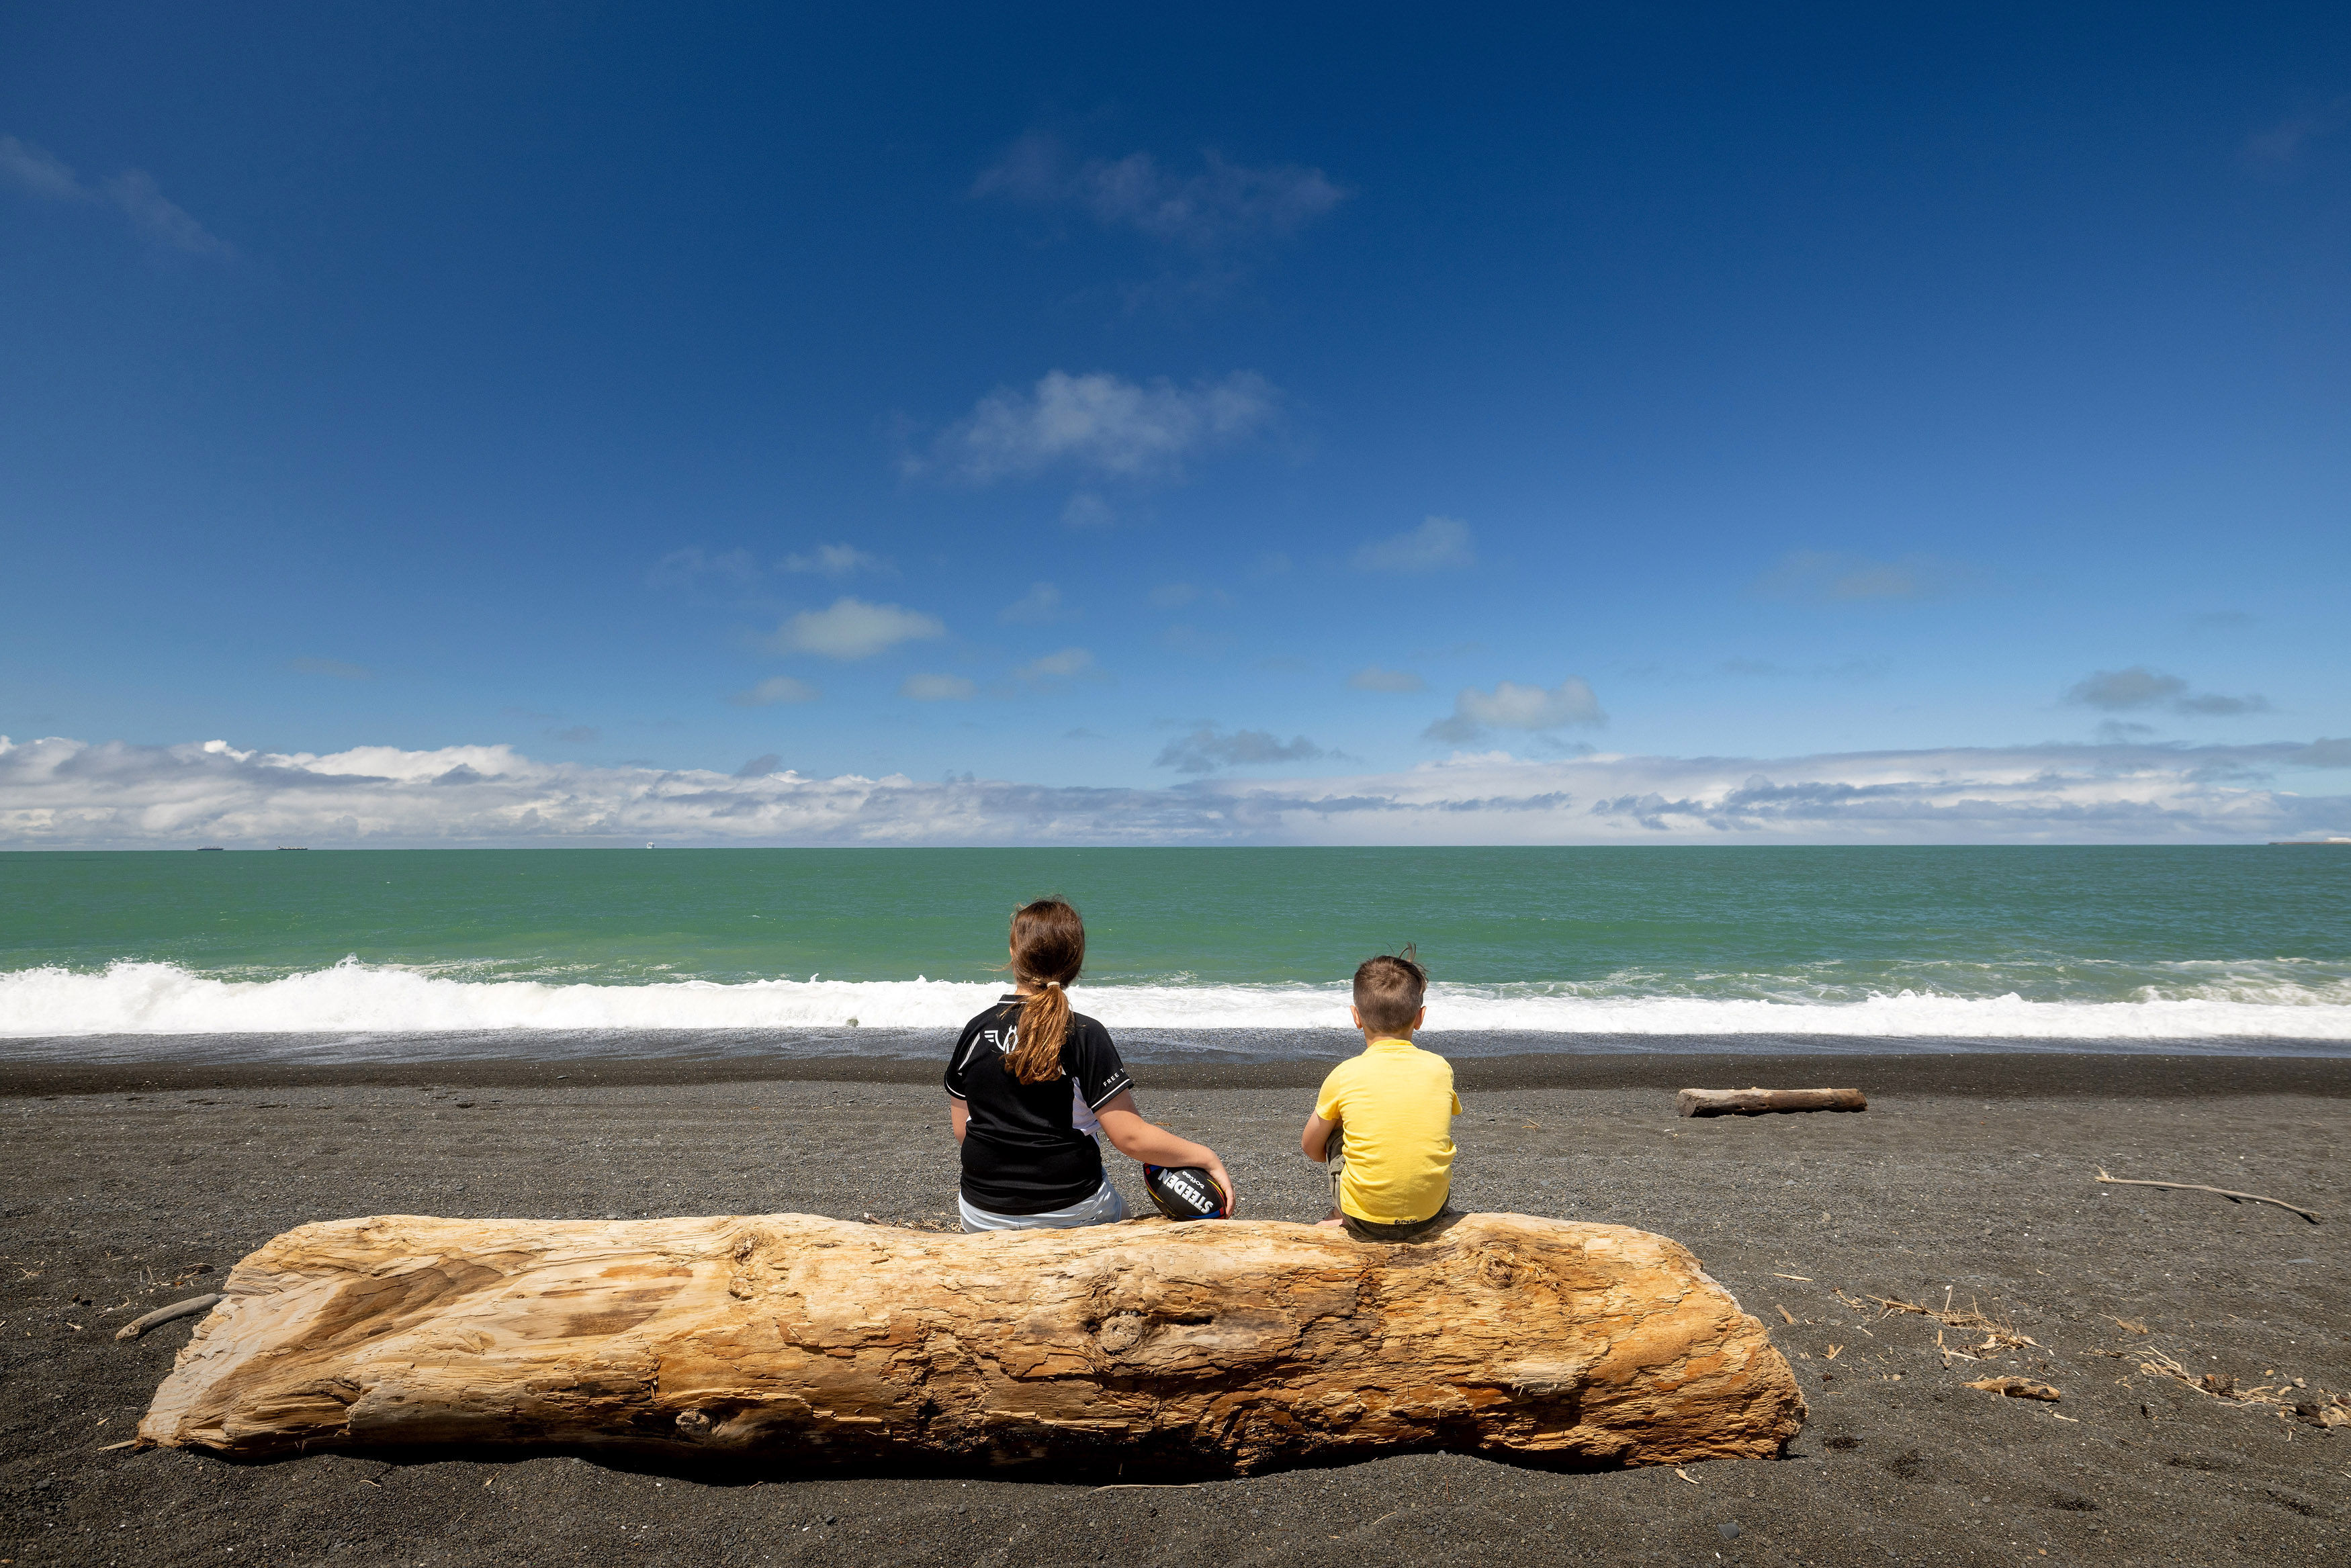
1352,951,1427,1036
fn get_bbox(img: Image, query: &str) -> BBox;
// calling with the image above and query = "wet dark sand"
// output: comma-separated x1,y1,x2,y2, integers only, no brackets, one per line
4,1048,2347,1565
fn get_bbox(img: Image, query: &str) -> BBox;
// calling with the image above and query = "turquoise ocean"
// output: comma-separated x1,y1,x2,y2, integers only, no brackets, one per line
4,847,2347,1060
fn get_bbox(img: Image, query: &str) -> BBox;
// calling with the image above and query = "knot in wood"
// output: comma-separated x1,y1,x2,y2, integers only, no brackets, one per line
674,1409,713,1438
1476,1250,1522,1289
1094,1311,1147,1354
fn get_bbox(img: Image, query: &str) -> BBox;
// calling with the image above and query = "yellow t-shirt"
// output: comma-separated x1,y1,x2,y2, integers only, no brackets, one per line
1315,1037,1461,1225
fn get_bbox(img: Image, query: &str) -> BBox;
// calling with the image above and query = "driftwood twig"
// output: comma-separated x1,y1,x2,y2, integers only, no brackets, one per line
115,1294,223,1342
2096,1168,2320,1224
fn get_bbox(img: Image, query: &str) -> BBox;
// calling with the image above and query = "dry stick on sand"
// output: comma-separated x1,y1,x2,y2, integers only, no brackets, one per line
1853,1292,2039,1350
2094,1167,2321,1223
1965,1377,2061,1402
114,1294,222,1342
2132,1347,2351,1425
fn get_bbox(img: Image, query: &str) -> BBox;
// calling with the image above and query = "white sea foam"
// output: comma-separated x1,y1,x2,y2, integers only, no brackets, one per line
2,960,2347,1041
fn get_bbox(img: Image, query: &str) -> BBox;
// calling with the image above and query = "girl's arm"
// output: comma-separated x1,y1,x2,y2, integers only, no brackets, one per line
1300,1111,1337,1161
948,1097,969,1144
1092,1089,1237,1215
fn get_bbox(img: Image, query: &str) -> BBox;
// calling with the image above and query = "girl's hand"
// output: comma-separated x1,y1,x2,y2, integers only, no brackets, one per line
1201,1156,1237,1217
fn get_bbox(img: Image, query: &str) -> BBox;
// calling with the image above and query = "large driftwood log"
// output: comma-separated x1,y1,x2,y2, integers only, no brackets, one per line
139,1213,1802,1473
1677,1087,1866,1118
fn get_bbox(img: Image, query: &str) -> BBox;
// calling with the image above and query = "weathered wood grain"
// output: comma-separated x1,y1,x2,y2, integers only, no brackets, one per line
139,1212,1804,1473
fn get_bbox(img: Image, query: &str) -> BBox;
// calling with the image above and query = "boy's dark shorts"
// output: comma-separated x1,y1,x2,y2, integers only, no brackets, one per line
1327,1139,1459,1242
1341,1207,1460,1244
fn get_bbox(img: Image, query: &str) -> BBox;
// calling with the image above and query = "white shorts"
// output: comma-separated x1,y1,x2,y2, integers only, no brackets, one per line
959,1179,1128,1233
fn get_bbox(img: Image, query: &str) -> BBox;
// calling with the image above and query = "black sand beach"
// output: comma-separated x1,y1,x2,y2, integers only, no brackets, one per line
4,1048,2346,1565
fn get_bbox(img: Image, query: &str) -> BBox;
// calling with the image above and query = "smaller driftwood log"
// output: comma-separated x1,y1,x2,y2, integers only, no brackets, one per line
115,1295,223,1342
138,1212,1803,1474
1677,1087,1866,1118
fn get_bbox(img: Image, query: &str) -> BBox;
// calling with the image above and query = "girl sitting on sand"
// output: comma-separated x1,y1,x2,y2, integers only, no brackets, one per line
944,898,1235,1232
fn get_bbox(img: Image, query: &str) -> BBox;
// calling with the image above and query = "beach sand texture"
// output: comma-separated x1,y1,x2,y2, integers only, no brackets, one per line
4,1050,2346,1564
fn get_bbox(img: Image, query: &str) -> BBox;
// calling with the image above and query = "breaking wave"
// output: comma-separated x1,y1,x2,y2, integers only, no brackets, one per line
2,958,2347,1042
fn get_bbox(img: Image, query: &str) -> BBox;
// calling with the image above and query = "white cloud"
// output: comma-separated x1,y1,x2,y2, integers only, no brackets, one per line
1348,665,1425,693
919,370,1278,483
2243,98,2349,173
1061,492,1118,529
731,676,820,706
973,134,1345,251
2066,666,2269,718
900,673,977,702
1426,679,1605,743
1753,551,1973,603
765,598,945,660
1016,647,1096,683
781,543,887,577
1153,727,1325,774
0,134,232,256
1354,516,1474,573
999,582,1065,624
3,733,2346,847
648,547,761,588
0,136,80,200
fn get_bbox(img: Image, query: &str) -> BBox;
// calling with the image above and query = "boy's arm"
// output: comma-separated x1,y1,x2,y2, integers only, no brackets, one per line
1300,1111,1337,1162
948,1097,969,1144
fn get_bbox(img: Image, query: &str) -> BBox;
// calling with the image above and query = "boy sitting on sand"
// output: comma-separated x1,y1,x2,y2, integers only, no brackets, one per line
1299,951,1461,1242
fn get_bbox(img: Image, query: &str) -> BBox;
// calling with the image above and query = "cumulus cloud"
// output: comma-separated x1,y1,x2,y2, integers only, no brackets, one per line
730,676,820,706
974,134,1345,251
899,673,977,702
998,582,1065,624
1061,492,1118,529
7,733,2345,848
918,370,1278,483
1425,678,1605,744
1348,665,1426,692
1354,516,1474,573
2065,666,2269,718
765,598,944,660
1153,726,1325,774
1753,551,1969,603
781,543,887,578
0,134,232,256
648,547,761,589
1015,647,1096,684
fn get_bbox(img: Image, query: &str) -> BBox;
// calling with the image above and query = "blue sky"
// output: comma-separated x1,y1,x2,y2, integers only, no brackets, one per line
3,4,2348,843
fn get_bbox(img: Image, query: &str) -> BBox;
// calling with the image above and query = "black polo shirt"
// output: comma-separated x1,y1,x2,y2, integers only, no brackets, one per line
944,995,1134,1215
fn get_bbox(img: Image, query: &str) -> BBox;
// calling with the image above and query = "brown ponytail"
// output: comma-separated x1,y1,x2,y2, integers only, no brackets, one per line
1004,898,1085,1085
